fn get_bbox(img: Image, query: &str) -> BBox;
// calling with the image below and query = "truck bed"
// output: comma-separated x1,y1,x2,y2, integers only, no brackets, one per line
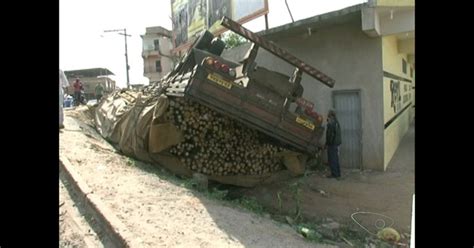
164,62,324,154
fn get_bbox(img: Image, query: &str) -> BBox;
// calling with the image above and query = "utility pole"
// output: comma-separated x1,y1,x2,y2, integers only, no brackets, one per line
104,28,131,89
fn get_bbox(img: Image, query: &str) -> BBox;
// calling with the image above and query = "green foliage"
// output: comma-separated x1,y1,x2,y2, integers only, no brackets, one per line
221,32,248,49
233,196,265,215
126,158,136,166
207,188,229,200
180,178,195,189
277,191,283,213
289,181,302,221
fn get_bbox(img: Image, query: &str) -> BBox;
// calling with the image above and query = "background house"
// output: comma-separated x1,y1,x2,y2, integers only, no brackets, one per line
248,1,414,171
141,26,176,82
64,68,116,100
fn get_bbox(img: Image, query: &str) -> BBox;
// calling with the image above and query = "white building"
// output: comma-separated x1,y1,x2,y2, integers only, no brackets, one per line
141,26,176,82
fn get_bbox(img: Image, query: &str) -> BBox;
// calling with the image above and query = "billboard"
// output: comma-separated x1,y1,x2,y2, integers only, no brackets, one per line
171,0,268,52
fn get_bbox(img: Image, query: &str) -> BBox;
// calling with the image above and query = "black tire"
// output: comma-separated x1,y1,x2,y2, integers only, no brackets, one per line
194,30,214,50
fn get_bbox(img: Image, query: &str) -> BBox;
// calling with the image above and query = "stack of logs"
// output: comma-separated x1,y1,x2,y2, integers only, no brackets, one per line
166,97,287,176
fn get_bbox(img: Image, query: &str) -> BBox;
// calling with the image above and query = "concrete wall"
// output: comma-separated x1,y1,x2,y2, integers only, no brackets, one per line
158,36,174,58
378,9,414,36
410,72,415,122
144,55,174,81
142,35,175,81
382,35,415,169
362,4,414,37
372,0,414,7
158,36,175,77
256,19,384,170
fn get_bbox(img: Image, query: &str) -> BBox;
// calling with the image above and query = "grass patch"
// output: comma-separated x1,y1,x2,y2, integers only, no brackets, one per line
232,196,265,215
206,187,229,200
126,157,137,166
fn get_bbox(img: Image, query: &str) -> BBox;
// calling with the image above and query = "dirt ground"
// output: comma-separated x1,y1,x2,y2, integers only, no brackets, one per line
243,124,415,235
60,179,104,248
60,106,413,247
60,108,340,248
245,127,415,233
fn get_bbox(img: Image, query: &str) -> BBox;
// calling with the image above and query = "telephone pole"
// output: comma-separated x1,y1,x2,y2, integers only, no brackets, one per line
104,28,131,89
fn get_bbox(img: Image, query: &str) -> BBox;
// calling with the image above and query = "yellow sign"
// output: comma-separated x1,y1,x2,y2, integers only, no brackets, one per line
296,116,315,130
207,73,232,89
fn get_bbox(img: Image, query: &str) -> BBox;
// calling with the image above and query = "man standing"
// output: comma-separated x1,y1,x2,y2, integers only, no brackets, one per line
325,110,342,179
59,69,69,129
73,78,83,105
95,83,104,101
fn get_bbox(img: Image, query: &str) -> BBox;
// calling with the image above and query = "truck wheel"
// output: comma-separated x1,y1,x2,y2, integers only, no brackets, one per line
194,30,214,50
208,38,226,56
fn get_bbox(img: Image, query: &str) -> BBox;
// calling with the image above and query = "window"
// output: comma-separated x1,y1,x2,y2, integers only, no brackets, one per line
402,59,407,74
143,39,154,51
155,60,162,72
154,39,160,51
410,67,413,78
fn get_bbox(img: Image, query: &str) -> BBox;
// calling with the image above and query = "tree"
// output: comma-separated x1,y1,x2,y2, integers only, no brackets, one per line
221,32,248,49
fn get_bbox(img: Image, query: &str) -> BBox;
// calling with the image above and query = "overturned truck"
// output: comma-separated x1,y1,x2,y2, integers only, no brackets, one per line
95,16,335,187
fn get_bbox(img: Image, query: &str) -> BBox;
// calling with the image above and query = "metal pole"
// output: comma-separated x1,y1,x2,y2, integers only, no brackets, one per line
206,0,210,28
285,0,294,23
104,28,131,89
124,28,130,89
264,14,269,30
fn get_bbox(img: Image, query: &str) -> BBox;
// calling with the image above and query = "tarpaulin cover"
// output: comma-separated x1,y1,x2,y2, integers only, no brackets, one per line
94,90,304,187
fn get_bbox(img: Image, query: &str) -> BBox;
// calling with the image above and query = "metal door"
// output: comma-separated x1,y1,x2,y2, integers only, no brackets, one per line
332,90,362,169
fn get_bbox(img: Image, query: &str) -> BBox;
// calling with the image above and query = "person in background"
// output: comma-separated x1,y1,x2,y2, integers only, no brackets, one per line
73,78,83,105
325,109,342,179
59,69,69,129
95,83,104,101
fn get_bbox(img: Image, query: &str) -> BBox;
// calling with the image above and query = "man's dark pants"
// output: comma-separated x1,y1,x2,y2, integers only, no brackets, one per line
74,91,81,105
327,145,341,177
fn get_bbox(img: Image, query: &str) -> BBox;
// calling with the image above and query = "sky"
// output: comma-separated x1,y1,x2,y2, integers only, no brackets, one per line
60,0,365,88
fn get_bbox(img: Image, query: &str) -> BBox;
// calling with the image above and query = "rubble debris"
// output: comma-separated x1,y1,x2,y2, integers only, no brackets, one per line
377,227,400,243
